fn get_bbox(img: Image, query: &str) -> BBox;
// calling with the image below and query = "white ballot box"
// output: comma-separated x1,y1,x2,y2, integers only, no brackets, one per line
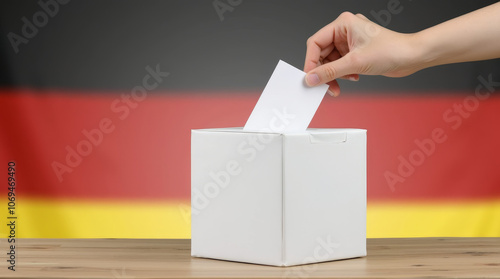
191,128,366,266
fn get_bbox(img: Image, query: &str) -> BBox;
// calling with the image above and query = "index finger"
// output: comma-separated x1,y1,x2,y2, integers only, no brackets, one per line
304,22,336,73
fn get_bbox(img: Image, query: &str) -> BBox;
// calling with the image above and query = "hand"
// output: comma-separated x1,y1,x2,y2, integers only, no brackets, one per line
304,12,421,96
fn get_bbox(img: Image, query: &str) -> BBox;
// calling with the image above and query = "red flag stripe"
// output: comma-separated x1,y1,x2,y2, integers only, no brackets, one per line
1,88,499,201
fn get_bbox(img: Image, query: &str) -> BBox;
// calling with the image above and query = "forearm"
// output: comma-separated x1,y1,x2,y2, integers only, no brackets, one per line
414,2,500,70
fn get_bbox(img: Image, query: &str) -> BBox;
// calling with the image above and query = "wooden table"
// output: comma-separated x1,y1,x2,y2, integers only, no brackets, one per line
1,238,499,278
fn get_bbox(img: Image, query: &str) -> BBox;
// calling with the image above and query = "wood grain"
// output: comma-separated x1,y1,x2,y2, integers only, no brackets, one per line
0,238,499,278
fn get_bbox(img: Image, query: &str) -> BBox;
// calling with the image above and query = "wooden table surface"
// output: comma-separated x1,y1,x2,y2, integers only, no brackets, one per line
1,238,499,278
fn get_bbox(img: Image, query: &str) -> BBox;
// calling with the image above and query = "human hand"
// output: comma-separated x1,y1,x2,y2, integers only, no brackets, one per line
304,12,421,96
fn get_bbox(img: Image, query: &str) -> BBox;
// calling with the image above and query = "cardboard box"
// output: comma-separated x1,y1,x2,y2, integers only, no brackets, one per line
191,128,366,266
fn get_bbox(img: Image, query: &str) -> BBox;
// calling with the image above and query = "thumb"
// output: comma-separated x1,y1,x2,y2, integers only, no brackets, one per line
305,55,357,86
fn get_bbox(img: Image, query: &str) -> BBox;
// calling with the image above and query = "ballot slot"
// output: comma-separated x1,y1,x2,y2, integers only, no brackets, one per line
309,131,347,144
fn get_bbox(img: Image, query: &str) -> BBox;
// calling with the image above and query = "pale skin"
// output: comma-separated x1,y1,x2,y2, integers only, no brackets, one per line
304,2,500,96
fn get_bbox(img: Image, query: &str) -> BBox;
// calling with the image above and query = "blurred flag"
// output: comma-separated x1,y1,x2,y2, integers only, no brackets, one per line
1,0,499,238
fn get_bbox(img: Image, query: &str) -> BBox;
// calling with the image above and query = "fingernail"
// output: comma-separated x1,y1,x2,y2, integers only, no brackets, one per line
327,90,335,97
349,76,358,81
306,73,320,86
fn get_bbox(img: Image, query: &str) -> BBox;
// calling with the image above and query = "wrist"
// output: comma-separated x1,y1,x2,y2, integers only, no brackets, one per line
406,30,440,73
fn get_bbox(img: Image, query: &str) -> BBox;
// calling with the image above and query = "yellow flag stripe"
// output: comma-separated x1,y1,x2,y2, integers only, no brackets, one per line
1,198,499,238
368,200,500,237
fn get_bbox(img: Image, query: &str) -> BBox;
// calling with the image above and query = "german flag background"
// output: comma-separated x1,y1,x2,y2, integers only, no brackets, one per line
1,0,499,239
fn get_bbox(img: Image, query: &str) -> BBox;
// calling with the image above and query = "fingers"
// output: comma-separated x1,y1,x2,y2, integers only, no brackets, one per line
326,80,340,97
324,74,359,97
304,22,336,73
355,13,369,21
305,53,356,86
321,58,358,97
324,73,358,97
340,74,359,81
324,49,341,62
319,43,335,62
304,11,364,95
322,56,359,81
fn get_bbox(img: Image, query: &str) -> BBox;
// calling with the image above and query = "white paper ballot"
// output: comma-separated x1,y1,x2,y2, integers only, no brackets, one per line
244,60,329,133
